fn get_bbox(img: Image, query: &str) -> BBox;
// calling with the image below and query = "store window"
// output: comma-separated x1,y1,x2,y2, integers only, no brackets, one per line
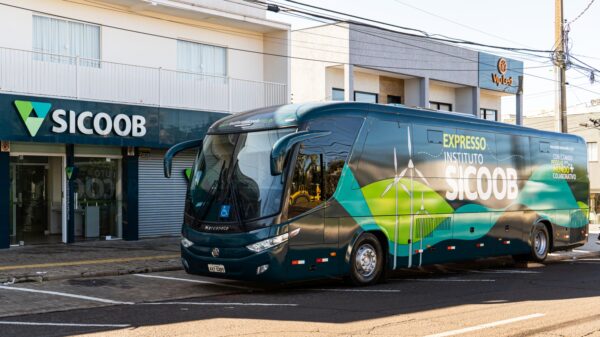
588,142,598,162
481,108,498,121
74,157,121,240
177,40,227,76
429,101,452,111
354,91,378,103
332,88,344,101
387,95,402,104
33,15,100,67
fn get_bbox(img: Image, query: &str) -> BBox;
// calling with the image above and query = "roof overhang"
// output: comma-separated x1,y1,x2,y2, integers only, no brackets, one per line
100,0,290,33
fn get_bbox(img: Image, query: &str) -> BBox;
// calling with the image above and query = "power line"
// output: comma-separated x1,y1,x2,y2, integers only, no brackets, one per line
227,0,555,66
269,1,600,96
0,1,546,75
6,0,598,98
285,10,551,65
276,0,600,96
389,0,531,49
74,0,485,66
569,0,597,25
272,0,600,83
278,0,555,53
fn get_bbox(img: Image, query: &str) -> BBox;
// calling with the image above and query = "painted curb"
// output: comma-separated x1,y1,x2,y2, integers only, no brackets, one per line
1,265,183,285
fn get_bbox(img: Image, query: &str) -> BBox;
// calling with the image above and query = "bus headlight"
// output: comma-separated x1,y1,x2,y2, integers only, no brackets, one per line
246,228,300,253
181,236,194,248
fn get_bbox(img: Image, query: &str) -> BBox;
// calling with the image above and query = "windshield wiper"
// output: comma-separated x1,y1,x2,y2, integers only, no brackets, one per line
196,162,225,221
228,176,245,230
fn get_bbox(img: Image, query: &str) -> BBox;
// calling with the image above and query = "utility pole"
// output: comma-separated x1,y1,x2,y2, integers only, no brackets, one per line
554,0,568,133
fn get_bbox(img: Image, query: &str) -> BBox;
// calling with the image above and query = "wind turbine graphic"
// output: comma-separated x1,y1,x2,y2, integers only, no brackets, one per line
380,127,429,269
415,191,430,268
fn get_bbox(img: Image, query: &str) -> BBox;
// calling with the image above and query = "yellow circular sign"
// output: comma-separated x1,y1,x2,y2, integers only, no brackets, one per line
497,58,508,75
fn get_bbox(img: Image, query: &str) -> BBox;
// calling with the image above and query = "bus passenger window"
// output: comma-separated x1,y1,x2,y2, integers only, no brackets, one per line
288,148,323,218
427,130,443,144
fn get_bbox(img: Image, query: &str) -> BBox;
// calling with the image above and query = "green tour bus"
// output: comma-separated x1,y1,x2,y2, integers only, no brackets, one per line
164,102,590,285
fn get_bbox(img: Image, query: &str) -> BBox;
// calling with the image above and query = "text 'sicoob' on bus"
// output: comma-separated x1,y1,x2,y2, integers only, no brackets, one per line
164,102,590,286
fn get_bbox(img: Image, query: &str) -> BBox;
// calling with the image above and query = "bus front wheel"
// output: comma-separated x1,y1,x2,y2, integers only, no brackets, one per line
349,233,384,286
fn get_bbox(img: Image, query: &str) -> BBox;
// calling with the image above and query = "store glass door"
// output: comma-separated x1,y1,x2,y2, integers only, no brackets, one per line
10,157,52,245
74,157,121,240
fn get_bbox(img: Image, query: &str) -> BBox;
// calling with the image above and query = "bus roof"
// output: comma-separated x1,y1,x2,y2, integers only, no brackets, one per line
208,102,584,143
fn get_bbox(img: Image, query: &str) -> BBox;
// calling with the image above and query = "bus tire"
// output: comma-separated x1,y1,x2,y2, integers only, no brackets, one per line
349,233,384,286
529,223,550,262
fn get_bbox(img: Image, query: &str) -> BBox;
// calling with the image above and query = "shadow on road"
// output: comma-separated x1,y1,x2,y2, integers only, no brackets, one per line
3,253,600,336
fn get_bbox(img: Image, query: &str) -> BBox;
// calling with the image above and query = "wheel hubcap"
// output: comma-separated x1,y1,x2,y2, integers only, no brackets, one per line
534,231,547,257
355,244,377,278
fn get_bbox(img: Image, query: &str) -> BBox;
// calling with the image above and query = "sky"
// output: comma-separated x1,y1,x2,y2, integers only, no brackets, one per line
266,0,600,118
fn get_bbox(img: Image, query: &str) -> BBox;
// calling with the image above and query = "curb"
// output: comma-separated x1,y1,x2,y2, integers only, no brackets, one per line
1,264,184,285
546,250,600,263
1,250,598,285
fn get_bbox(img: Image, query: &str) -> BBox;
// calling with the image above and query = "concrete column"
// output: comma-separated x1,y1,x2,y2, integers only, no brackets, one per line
455,87,479,116
420,77,429,108
344,63,354,101
515,93,523,125
0,152,9,249
473,87,480,117
404,77,429,108
66,144,75,244
516,75,524,125
122,147,139,241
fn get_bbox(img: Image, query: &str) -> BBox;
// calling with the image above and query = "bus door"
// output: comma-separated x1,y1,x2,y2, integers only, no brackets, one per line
286,140,331,276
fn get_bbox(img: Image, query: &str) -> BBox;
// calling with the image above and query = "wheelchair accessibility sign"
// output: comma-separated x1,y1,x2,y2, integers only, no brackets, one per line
220,205,231,218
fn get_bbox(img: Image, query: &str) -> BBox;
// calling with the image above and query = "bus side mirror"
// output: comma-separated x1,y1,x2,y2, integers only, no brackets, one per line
164,139,203,178
270,130,331,176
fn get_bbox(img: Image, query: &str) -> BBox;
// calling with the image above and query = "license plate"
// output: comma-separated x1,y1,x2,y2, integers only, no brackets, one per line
208,264,226,273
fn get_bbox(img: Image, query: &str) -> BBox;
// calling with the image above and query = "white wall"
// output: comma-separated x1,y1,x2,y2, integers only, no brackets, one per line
429,83,456,108
0,0,287,83
480,91,502,112
291,24,349,103
0,5,31,50
263,30,290,87
323,68,380,101
354,72,380,95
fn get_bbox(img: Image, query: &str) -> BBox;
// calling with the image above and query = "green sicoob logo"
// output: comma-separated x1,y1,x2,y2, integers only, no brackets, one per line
14,100,52,137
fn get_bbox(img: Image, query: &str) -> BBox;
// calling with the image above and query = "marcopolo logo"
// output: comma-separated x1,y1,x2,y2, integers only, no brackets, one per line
14,100,147,138
15,100,52,137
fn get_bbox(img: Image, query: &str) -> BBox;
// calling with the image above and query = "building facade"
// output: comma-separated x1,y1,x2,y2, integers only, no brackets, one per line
0,0,290,248
291,22,524,122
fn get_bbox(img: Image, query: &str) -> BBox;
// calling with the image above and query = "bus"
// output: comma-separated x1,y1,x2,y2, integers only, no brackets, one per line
164,102,590,285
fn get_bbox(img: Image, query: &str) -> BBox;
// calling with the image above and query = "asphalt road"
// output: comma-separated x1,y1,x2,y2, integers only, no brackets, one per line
1,238,599,337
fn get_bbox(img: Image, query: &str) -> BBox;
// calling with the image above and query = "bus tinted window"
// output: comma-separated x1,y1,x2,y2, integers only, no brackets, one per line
306,117,363,200
495,134,530,177
289,144,323,219
356,118,410,189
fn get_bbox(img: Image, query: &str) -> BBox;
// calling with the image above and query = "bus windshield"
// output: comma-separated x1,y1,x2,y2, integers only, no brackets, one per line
188,128,294,223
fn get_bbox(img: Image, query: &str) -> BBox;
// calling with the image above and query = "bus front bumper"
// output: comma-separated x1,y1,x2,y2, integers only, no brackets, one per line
181,243,288,282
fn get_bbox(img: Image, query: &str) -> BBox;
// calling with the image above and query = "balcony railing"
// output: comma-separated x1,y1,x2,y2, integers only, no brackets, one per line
0,47,287,113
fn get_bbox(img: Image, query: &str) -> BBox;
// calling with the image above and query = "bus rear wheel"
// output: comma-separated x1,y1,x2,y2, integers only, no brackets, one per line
530,223,550,262
349,233,384,286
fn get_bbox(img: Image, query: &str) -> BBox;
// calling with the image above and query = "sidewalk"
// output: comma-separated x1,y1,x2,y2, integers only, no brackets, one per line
0,237,182,284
